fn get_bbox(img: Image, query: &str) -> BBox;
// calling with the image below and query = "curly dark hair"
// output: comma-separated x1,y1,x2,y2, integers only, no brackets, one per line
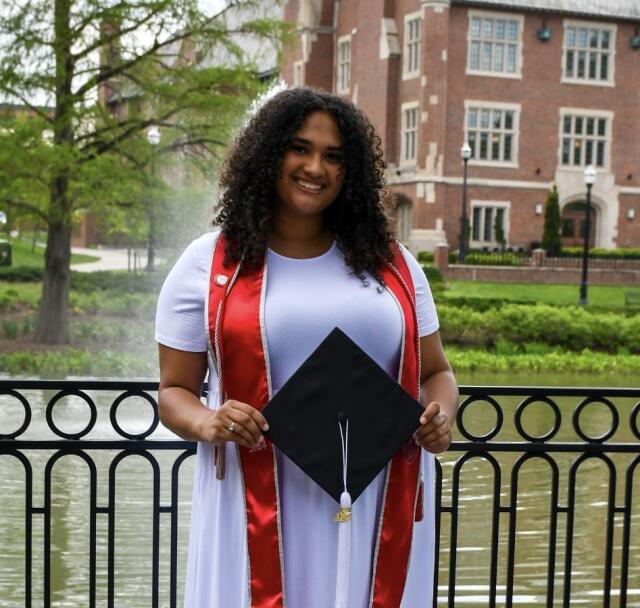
214,87,394,279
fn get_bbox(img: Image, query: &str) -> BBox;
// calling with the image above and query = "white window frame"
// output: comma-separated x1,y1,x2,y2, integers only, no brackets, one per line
558,107,613,172
336,35,351,95
561,20,616,87
464,100,520,168
403,11,422,80
470,200,511,247
400,101,420,167
466,10,524,79
293,60,304,87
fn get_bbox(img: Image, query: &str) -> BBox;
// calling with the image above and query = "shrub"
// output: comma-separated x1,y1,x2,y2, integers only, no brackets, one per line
446,346,640,375
0,266,44,282
21,316,36,335
438,303,639,353
541,185,562,256
2,318,19,339
422,265,446,298
439,296,531,311
71,269,168,293
558,247,640,260
462,252,526,266
0,349,157,377
417,251,434,264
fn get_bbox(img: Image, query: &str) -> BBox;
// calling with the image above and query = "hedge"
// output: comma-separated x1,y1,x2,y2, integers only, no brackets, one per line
438,303,640,353
559,247,640,260
446,347,640,374
0,266,168,292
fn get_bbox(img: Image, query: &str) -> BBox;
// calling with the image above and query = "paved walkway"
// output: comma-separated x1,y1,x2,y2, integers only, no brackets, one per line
70,246,150,272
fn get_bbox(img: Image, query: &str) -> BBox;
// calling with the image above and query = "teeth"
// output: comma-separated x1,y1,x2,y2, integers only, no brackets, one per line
297,179,322,190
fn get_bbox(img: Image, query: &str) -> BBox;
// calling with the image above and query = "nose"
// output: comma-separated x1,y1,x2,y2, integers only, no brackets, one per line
303,152,325,177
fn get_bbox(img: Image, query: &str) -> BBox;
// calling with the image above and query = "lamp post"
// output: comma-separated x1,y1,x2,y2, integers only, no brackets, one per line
146,126,161,272
579,165,596,305
459,142,472,263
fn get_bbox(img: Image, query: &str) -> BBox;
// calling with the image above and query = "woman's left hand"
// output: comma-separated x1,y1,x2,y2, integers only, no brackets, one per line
414,401,453,454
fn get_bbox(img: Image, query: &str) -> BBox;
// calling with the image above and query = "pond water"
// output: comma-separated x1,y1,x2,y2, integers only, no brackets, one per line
0,373,638,607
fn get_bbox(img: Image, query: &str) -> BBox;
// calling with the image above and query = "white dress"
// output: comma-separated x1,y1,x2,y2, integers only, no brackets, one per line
155,231,440,608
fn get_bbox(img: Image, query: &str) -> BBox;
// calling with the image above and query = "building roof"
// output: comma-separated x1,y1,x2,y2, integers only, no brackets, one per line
453,0,640,20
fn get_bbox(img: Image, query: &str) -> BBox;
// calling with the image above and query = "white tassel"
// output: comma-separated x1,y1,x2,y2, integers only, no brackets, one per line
335,491,352,608
335,420,351,608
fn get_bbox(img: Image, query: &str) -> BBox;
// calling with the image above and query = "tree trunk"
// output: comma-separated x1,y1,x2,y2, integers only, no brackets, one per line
35,194,72,344
34,0,74,345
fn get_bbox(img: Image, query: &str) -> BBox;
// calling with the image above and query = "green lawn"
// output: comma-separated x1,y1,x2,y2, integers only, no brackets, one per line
7,237,100,267
443,280,632,309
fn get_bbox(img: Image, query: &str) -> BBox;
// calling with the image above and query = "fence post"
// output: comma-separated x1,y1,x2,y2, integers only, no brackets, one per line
532,248,546,267
434,244,450,273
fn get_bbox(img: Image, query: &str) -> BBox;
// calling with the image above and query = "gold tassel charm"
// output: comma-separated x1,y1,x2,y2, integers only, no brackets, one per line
334,507,352,522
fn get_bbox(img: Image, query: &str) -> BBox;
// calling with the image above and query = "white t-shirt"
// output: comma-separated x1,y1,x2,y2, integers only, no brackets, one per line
155,231,440,608
155,232,439,366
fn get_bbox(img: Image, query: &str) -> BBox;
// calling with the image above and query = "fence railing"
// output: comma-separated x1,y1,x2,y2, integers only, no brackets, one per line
450,248,640,269
1,381,639,607
543,256,640,270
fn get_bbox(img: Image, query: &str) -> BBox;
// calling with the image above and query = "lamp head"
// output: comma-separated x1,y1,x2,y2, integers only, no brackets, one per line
147,126,161,146
584,165,596,186
460,142,472,161
537,26,551,42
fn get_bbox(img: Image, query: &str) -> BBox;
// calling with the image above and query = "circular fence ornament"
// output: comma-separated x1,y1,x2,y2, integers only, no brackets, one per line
110,390,159,440
0,389,31,440
45,390,97,440
572,396,619,443
456,395,503,442
514,396,562,443
630,401,640,441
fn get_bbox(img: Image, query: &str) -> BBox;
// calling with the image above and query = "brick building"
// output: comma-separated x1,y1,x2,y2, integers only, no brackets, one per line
281,0,640,253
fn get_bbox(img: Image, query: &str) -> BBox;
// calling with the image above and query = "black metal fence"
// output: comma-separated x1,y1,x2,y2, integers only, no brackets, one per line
451,249,640,270
1,381,639,607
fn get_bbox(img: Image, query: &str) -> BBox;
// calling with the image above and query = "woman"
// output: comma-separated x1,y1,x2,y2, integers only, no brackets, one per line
156,87,458,608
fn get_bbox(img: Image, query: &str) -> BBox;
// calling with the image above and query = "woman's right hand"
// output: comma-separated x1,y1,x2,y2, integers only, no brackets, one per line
199,400,270,449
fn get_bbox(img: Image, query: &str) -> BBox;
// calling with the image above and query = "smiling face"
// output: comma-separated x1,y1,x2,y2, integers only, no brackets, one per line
273,110,345,221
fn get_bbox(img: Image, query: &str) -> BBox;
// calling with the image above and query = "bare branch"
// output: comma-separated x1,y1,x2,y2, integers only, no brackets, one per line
0,84,54,124
71,1,171,64
72,3,236,99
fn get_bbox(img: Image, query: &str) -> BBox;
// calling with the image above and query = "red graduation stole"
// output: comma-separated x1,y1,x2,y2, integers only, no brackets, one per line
207,234,421,608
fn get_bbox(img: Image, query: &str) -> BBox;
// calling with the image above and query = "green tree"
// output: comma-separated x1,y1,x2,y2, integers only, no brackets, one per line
541,184,562,256
0,0,284,344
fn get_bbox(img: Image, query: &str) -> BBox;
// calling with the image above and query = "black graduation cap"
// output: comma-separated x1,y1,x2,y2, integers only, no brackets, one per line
262,327,423,505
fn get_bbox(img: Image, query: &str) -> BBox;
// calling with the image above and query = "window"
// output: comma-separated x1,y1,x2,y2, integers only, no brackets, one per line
293,61,304,87
403,13,421,78
465,102,519,165
401,103,419,165
560,111,611,168
471,202,509,246
397,200,413,244
563,22,615,85
467,12,522,77
337,36,351,94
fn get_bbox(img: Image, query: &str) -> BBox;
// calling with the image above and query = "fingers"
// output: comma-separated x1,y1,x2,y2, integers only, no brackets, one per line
415,401,452,454
420,401,440,425
218,400,269,448
229,400,269,432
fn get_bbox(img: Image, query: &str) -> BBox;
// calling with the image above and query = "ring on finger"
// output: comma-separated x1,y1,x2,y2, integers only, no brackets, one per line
228,421,237,433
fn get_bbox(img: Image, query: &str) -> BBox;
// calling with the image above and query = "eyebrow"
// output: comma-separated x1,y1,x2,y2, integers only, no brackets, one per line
291,136,343,152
